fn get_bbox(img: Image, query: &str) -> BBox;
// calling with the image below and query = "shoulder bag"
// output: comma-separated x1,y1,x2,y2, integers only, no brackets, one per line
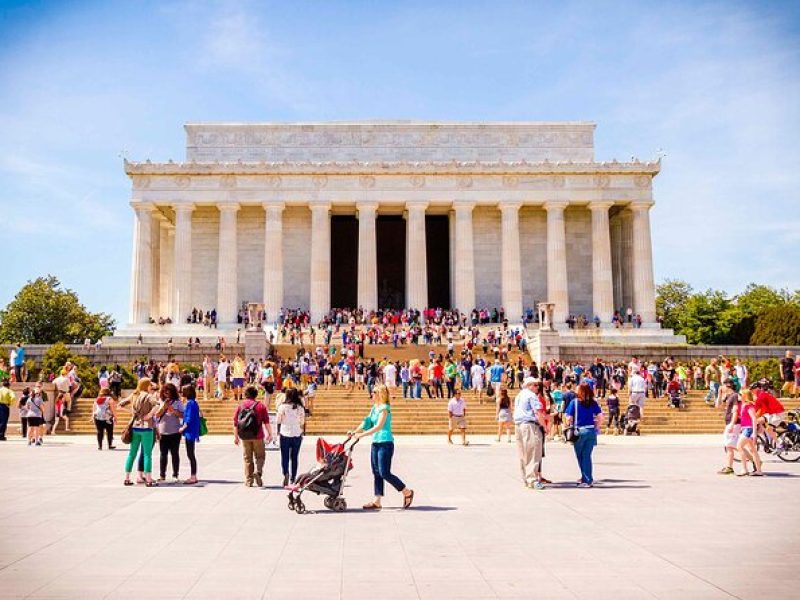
564,398,580,444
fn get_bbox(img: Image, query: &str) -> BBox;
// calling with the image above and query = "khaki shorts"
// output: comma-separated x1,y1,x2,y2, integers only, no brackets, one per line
450,416,467,430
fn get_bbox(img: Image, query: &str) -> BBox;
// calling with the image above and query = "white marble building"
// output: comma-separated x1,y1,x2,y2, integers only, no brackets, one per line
123,121,666,336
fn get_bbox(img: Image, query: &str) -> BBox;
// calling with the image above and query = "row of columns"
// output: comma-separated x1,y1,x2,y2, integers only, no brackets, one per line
129,200,657,327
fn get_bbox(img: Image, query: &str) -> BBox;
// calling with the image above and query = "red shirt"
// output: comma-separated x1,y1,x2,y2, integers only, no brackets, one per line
433,364,444,379
233,399,270,439
755,390,784,416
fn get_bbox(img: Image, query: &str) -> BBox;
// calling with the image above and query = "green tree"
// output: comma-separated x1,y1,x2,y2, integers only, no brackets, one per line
724,284,794,344
674,289,733,344
750,305,800,346
41,342,100,396
0,276,115,344
656,279,693,330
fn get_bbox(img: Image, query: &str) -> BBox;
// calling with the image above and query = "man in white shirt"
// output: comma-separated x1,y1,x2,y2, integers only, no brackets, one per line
447,390,468,445
216,357,230,399
470,362,485,402
383,362,397,389
628,367,647,417
513,377,547,490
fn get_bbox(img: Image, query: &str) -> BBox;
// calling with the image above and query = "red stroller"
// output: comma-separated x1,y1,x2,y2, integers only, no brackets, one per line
286,436,359,513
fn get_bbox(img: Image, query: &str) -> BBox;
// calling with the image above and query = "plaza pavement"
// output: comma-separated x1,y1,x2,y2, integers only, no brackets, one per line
0,434,797,600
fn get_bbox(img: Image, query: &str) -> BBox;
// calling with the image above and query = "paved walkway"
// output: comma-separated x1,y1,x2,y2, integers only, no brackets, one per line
0,434,796,599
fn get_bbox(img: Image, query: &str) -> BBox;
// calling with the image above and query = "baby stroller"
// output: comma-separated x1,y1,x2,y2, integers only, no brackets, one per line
667,389,685,409
621,404,642,436
287,436,358,514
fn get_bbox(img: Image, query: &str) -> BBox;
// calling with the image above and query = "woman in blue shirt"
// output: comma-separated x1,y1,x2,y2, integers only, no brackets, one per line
179,384,201,485
351,384,414,510
565,383,604,488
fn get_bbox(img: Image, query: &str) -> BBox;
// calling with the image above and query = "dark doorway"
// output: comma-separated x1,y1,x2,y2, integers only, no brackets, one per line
377,215,406,308
425,215,451,308
330,215,358,308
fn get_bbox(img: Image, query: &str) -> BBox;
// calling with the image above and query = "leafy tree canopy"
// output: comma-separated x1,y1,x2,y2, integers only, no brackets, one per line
750,305,800,346
0,276,116,344
656,279,694,331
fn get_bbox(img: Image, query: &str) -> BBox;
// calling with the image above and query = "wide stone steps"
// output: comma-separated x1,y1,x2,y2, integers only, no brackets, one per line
59,390,800,436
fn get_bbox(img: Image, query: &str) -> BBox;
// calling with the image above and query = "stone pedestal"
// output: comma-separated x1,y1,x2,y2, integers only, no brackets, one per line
531,330,561,366
245,330,268,362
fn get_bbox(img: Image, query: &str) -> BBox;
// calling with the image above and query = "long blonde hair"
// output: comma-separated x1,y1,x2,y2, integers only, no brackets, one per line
373,384,390,406
135,377,152,394
740,388,754,404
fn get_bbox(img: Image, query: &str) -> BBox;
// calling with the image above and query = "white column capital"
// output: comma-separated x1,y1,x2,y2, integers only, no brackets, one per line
262,201,285,213
218,203,240,213
131,202,156,215
588,200,615,212
310,202,331,213
499,201,523,213
543,200,569,212
173,203,195,214
405,200,429,212
453,200,476,213
629,200,655,211
356,201,379,214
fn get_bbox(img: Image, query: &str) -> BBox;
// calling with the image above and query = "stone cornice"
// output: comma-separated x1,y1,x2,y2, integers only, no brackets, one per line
124,159,660,177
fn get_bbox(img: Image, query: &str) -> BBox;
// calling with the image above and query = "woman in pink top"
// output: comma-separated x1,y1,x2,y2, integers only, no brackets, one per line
736,390,763,477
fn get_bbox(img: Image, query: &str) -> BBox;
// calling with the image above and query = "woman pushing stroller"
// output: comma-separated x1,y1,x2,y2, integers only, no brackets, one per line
349,384,415,510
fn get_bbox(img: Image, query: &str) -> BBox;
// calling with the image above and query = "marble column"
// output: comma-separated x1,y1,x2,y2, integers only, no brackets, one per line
216,203,240,323
500,201,523,322
453,201,476,313
631,201,657,323
150,212,162,319
356,201,378,311
262,202,285,324
545,201,569,326
589,201,615,324
159,224,174,319
129,203,154,324
610,214,623,312
309,203,331,322
405,201,428,310
172,204,194,324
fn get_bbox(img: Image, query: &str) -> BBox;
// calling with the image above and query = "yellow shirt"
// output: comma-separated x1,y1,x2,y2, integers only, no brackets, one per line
0,386,17,406
232,360,246,379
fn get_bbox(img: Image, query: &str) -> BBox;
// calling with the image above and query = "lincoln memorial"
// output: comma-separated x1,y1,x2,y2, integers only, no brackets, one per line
123,121,668,339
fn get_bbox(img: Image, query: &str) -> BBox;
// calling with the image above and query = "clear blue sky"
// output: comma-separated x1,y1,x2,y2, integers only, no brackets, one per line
1,0,798,324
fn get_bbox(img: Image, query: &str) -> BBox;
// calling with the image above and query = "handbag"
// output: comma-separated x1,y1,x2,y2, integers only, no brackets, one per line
120,417,134,444
199,416,208,437
564,397,580,444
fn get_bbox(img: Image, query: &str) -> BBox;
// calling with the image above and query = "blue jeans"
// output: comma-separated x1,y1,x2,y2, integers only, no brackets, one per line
705,381,719,403
0,403,9,438
370,442,406,497
402,381,410,398
280,435,302,482
413,381,421,399
573,429,597,484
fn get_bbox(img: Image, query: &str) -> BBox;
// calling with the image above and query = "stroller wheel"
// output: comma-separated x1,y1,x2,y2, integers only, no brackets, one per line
333,497,347,512
295,500,306,514
324,497,334,510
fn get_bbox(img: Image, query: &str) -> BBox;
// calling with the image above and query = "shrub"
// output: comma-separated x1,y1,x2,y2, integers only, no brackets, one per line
750,305,800,346
41,342,99,397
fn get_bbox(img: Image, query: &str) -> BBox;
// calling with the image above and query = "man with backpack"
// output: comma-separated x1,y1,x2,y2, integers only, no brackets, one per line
233,386,273,487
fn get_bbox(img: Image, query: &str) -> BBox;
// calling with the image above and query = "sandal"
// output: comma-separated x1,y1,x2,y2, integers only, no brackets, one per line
123,480,134,486
362,502,382,510
540,478,553,484
403,489,414,509
145,481,158,487
736,472,750,477
751,471,765,477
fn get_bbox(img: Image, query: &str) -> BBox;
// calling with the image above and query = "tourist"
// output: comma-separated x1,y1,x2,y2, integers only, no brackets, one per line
736,389,763,476
25,385,46,446
565,383,603,488
753,382,785,447
513,377,547,490
12,343,25,382
628,367,647,417
231,355,246,401
496,387,513,443
122,378,159,487
51,391,70,434
276,387,305,486
156,383,184,482
233,386,273,487
109,364,123,398
0,378,14,440
717,380,741,475
303,380,316,417
470,360,485,403
52,368,72,417
488,359,504,398
780,351,796,398
18,386,30,439
216,355,230,399
202,355,215,400
447,388,468,445
704,358,721,405
605,390,621,434
92,387,117,450
179,384,201,485
350,384,414,510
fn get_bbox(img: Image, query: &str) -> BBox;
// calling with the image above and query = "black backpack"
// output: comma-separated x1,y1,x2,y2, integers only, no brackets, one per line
237,401,261,440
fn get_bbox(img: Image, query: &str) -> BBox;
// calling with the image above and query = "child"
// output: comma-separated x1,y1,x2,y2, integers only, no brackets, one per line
606,391,621,434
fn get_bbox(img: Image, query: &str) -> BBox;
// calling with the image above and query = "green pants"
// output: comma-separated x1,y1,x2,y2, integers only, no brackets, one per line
125,428,154,473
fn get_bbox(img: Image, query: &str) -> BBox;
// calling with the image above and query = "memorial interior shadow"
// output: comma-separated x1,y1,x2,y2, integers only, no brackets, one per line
426,214,450,308
331,215,358,308
377,215,406,308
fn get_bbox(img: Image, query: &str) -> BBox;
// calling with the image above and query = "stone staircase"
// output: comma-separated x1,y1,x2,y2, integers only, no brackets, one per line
60,386,800,437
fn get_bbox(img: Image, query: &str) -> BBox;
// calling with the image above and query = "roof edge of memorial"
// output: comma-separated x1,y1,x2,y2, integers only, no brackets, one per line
124,159,660,176
183,120,597,127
